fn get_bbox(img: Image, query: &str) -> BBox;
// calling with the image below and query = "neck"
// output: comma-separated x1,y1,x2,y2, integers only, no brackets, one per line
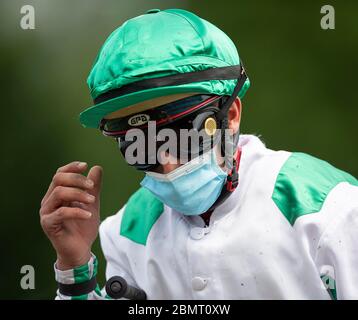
200,210,213,226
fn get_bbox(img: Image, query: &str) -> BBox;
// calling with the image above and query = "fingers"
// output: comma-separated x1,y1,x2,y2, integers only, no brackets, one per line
56,161,88,174
70,201,87,209
53,172,94,191
86,166,103,221
41,206,92,232
41,161,89,206
40,186,95,215
86,166,103,197
40,162,103,220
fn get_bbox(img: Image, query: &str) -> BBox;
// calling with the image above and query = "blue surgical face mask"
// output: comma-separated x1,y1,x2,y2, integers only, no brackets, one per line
140,149,228,215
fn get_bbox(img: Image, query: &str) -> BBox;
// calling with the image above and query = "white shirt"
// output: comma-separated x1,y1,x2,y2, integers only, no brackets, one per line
55,134,358,299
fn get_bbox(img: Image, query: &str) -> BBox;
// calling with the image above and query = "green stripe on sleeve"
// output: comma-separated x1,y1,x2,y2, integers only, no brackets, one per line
73,263,90,284
70,255,98,300
272,152,358,225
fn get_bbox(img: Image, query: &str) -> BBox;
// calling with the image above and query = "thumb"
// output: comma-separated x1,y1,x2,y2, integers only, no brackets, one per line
87,165,103,198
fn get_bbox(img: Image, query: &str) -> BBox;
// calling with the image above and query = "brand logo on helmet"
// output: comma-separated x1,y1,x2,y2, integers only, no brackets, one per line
128,114,150,126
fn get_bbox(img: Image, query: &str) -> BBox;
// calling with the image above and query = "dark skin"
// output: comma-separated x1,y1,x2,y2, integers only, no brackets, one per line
201,210,213,226
39,98,242,269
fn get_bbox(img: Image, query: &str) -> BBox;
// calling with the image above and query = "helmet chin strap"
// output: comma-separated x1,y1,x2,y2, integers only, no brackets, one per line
205,64,247,214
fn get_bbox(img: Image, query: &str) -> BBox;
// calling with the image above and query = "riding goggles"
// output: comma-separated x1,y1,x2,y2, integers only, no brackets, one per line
100,94,229,171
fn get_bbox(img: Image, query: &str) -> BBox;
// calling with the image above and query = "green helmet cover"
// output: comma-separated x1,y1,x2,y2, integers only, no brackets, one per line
80,8,250,128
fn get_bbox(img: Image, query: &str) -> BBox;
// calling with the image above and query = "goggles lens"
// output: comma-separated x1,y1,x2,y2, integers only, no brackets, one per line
101,95,227,171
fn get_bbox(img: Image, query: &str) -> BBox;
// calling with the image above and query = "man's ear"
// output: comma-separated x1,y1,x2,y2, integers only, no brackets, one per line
227,97,242,134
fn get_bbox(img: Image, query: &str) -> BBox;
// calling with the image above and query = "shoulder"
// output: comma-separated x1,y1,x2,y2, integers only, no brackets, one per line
271,152,358,226
99,187,164,247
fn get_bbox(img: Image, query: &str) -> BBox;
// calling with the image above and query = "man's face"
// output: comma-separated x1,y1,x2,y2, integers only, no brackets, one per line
102,96,242,174
143,98,241,174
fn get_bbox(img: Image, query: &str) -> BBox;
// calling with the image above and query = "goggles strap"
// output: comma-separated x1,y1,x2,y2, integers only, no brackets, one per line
216,63,247,158
216,63,247,121
205,63,247,214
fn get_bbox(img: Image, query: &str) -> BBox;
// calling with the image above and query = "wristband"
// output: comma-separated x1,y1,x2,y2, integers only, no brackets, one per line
54,253,98,297
57,277,97,296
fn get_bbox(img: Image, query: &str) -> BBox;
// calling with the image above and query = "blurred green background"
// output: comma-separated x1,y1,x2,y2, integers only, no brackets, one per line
0,0,357,299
